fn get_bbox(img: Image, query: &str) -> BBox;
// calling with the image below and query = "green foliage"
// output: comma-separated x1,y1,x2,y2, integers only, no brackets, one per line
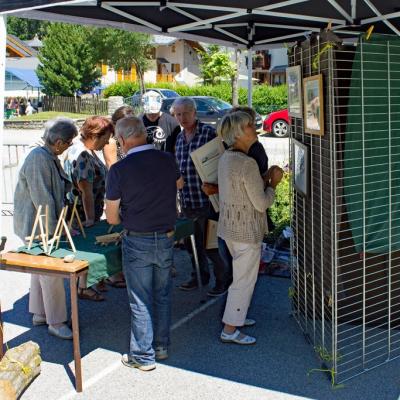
198,45,235,85
103,81,139,99
103,81,287,115
37,23,101,96
269,171,290,226
248,84,288,115
7,16,48,40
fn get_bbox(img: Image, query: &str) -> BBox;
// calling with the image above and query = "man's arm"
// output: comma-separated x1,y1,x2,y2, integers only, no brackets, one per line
105,199,121,225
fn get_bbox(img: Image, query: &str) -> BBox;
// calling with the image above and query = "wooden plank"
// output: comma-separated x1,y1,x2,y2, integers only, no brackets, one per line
1,253,88,273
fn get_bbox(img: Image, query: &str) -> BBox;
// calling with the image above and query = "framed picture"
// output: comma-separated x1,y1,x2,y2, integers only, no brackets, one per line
303,74,324,135
286,65,302,118
292,139,309,197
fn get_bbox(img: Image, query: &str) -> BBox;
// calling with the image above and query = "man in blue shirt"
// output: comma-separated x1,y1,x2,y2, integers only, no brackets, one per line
172,97,230,295
106,116,180,371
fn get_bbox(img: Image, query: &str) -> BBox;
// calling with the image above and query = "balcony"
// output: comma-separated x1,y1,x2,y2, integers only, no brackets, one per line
253,51,271,70
156,73,176,83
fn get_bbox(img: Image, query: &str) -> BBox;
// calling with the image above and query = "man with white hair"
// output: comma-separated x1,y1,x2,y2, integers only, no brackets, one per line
171,97,230,296
105,116,181,370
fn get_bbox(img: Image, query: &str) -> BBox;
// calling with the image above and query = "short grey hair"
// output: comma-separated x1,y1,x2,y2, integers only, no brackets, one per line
115,116,147,140
170,97,196,114
43,117,78,145
217,111,254,147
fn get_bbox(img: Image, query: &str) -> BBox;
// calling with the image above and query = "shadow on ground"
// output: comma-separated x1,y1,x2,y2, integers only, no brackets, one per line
3,248,400,400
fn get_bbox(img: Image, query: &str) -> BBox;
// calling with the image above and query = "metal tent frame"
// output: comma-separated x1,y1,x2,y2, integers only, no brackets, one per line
2,0,400,384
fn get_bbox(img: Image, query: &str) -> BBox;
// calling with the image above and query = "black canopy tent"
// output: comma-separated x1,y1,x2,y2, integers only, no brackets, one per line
2,1,400,48
2,1,400,390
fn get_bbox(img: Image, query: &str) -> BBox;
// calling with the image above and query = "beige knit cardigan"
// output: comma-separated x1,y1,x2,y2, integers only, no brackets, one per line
217,150,275,244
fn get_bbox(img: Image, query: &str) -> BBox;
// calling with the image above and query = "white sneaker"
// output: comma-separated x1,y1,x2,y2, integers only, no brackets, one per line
121,354,156,371
220,329,256,345
32,314,47,326
48,324,73,340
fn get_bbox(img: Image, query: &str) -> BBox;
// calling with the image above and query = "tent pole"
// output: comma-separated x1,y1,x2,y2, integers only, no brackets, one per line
0,15,6,234
247,48,253,107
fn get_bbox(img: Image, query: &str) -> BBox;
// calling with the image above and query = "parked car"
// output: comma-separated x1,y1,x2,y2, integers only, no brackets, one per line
125,88,180,108
263,109,289,138
161,96,264,131
133,88,180,99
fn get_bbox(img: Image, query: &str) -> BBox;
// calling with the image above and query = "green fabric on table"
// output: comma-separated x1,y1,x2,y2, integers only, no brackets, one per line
15,218,194,285
344,34,400,253
16,221,122,287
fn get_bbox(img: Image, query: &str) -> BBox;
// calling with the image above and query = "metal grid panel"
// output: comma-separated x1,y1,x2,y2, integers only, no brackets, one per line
291,34,400,383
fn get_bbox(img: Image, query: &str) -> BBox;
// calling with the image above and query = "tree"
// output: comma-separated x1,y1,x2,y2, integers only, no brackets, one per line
231,49,240,106
37,23,101,96
198,45,235,86
89,29,153,94
7,16,48,40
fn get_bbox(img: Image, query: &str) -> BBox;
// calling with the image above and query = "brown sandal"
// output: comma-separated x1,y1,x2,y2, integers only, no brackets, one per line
78,288,105,301
105,278,126,288
96,280,109,292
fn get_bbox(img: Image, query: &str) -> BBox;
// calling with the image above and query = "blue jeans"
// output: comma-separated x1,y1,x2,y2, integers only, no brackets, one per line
122,233,174,365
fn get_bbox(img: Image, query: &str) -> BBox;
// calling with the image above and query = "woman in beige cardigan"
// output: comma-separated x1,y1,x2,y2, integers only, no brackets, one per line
217,111,283,345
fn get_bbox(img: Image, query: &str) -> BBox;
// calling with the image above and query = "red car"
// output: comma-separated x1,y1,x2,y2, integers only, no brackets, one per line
263,109,289,138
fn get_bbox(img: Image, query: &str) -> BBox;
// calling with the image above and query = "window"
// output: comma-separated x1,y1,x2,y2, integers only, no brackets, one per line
195,100,212,113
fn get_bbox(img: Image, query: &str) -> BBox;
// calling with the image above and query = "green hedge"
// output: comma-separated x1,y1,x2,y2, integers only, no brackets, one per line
103,82,287,115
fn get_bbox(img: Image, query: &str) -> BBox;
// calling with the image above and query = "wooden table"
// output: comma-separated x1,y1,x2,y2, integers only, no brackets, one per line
0,253,89,393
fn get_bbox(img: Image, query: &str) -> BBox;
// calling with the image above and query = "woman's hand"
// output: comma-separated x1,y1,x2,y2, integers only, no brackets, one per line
266,166,284,189
202,183,219,196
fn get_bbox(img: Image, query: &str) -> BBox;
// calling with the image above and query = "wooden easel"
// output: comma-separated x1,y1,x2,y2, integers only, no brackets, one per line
47,206,77,254
26,205,49,253
68,197,86,238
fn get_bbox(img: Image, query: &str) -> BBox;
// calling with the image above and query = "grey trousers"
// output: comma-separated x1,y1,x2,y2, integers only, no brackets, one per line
29,274,67,325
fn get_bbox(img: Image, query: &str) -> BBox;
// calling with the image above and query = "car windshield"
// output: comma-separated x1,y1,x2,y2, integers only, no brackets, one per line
159,90,180,98
204,97,232,111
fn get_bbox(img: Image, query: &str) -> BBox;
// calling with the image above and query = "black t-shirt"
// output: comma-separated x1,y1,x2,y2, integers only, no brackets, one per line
106,149,178,232
247,141,269,176
142,113,181,153
222,140,268,175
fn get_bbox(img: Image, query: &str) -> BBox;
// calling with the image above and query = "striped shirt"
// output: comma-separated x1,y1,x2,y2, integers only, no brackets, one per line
175,121,216,209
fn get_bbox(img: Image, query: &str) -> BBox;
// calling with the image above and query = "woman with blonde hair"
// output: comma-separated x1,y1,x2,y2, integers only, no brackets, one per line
217,111,283,345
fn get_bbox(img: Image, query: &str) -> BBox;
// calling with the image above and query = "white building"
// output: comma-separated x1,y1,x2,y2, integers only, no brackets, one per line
101,35,203,87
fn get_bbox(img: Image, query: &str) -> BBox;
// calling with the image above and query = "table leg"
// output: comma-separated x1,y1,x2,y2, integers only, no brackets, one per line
0,301,3,360
70,273,83,392
190,234,202,290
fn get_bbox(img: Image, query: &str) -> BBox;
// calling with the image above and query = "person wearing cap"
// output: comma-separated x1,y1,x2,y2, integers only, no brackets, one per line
140,90,181,153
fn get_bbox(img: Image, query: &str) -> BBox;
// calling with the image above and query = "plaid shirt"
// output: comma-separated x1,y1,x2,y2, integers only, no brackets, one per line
175,121,216,209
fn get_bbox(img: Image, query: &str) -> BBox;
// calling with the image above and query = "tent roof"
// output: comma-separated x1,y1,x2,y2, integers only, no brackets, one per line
6,67,42,88
2,1,400,49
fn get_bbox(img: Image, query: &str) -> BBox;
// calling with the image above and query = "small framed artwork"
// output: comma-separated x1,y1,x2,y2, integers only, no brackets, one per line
292,139,309,197
286,65,302,118
303,74,324,135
